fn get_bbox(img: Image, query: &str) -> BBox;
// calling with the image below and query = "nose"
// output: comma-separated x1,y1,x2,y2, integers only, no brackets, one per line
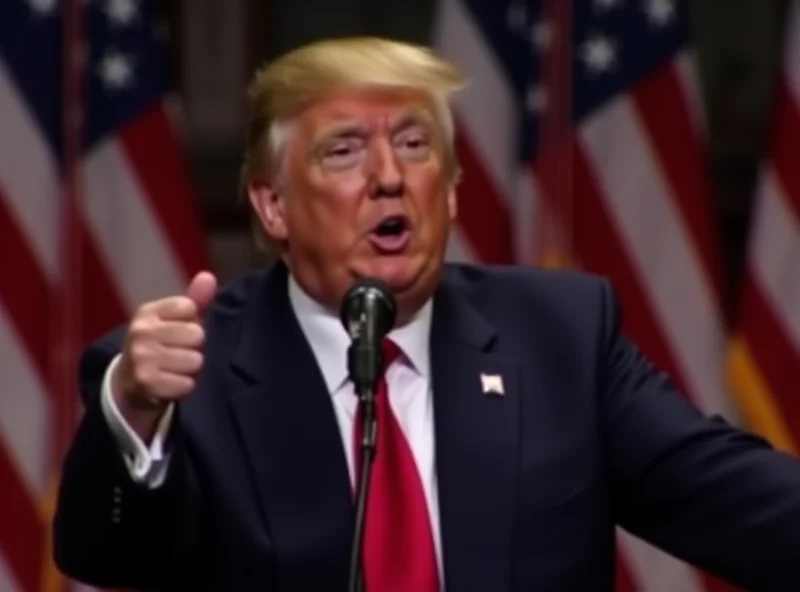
367,138,403,198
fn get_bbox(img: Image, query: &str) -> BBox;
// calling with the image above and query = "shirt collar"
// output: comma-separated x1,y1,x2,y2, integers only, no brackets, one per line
288,274,433,393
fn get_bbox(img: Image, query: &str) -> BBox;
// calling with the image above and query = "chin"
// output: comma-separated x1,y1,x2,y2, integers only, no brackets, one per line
355,255,428,295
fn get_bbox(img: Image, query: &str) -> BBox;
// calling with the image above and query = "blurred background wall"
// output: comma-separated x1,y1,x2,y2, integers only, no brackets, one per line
172,0,786,314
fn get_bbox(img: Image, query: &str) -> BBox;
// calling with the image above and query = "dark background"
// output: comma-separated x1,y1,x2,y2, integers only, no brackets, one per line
161,0,788,320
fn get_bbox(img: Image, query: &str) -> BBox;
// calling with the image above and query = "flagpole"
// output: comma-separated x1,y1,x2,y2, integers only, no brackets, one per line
533,0,575,269
42,0,85,589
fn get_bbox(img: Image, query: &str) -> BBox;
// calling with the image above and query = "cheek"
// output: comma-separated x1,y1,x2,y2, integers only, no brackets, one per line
290,171,368,238
332,170,369,198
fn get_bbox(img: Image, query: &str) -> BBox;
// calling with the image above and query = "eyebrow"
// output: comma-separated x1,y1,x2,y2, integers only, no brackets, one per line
390,109,436,134
313,108,436,146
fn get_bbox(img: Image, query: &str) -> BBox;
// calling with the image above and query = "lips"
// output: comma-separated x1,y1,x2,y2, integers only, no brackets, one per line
368,215,411,254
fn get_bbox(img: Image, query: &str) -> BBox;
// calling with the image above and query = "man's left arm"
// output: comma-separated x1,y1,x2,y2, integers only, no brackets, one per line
598,280,800,590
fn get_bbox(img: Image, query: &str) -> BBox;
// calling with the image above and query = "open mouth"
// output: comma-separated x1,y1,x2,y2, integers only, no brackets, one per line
368,215,411,254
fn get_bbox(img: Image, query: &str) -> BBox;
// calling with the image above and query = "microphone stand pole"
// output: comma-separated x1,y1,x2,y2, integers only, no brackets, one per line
348,384,378,592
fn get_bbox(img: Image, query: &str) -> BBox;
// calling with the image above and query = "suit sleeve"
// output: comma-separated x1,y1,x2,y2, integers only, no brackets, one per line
53,329,204,590
599,280,800,590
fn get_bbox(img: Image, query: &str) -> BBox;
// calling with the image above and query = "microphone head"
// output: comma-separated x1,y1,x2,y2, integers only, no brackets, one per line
340,277,397,343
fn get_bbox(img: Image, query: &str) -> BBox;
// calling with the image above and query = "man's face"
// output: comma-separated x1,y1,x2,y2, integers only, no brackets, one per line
251,88,457,320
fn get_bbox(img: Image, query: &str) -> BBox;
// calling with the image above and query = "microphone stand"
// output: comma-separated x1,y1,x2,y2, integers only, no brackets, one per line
346,343,383,592
348,384,377,592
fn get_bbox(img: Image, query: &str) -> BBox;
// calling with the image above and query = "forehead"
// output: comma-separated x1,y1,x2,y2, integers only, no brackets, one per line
298,87,437,133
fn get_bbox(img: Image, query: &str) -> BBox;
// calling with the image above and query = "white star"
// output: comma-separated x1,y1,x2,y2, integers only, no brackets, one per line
104,0,139,26
645,0,675,27
27,0,58,16
594,0,623,10
531,21,553,50
579,34,618,75
526,85,548,113
98,51,135,90
507,1,527,32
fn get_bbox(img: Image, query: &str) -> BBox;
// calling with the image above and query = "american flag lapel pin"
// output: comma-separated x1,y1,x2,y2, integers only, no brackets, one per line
480,373,505,396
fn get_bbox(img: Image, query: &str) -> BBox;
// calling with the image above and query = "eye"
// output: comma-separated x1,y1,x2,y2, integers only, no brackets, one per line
395,130,431,161
321,140,365,169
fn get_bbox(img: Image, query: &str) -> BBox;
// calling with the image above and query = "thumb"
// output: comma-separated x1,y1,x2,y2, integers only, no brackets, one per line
185,270,218,314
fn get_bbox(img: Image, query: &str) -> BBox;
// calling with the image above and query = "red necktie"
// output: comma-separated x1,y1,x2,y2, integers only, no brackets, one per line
353,339,439,592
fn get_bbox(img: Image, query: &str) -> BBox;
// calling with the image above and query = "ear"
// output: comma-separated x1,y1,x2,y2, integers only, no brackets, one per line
447,177,458,221
248,179,288,241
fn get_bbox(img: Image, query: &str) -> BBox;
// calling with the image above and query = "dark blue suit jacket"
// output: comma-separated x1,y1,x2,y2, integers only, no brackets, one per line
54,262,800,591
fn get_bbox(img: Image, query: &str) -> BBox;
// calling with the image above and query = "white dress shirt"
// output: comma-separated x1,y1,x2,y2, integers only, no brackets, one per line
100,276,444,577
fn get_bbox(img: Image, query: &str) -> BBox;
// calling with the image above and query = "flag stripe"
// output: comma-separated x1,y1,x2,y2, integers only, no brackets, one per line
436,0,519,199
673,50,705,135
84,139,186,310
0,439,43,592
748,171,800,351
117,104,208,278
0,58,59,279
0,552,23,592
614,544,638,592
617,530,705,592
630,60,723,302
444,223,479,263
739,276,800,438
568,138,690,397
726,338,798,454
769,83,800,222
0,304,49,498
453,125,515,263
74,204,130,344
0,186,52,383
580,96,732,420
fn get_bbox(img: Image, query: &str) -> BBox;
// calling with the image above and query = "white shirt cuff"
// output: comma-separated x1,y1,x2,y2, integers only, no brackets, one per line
100,354,174,488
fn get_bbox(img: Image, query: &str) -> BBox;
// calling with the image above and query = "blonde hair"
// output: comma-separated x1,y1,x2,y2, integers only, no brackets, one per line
239,36,468,250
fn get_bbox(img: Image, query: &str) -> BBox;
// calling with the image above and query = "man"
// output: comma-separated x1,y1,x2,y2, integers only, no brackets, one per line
53,37,800,591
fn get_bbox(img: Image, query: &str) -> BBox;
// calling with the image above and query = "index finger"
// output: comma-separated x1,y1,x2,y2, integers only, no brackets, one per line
141,295,199,321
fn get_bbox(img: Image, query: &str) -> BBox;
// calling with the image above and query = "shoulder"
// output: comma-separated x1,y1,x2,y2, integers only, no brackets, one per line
440,262,615,318
437,262,621,357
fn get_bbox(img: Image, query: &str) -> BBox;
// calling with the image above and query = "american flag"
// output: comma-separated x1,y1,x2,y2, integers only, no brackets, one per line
0,0,208,590
728,2,800,459
435,0,741,590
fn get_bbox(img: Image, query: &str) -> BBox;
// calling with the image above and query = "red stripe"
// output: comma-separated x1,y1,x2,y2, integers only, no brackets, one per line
769,80,800,221
537,138,692,396
631,64,725,306
75,208,129,343
117,104,210,278
453,121,515,264
614,550,638,592
564,140,736,592
739,273,800,438
0,440,43,592
0,185,52,384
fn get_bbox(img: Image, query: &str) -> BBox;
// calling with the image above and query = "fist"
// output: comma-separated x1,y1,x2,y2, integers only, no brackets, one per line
113,271,218,412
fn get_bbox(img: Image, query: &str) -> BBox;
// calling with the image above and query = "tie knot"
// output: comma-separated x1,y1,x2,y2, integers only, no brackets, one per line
381,338,402,372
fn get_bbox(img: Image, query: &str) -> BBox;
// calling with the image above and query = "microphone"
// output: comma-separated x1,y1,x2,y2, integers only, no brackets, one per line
339,278,397,592
340,277,397,390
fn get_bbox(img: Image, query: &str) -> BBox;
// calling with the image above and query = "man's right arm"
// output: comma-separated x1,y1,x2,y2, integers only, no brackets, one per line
53,337,204,590
53,271,217,589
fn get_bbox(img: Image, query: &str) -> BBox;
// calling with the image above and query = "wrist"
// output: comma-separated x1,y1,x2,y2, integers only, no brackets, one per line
111,365,168,442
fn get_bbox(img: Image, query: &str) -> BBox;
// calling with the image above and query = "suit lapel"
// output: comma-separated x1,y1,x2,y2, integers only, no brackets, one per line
226,263,353,588
431,276,520,591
